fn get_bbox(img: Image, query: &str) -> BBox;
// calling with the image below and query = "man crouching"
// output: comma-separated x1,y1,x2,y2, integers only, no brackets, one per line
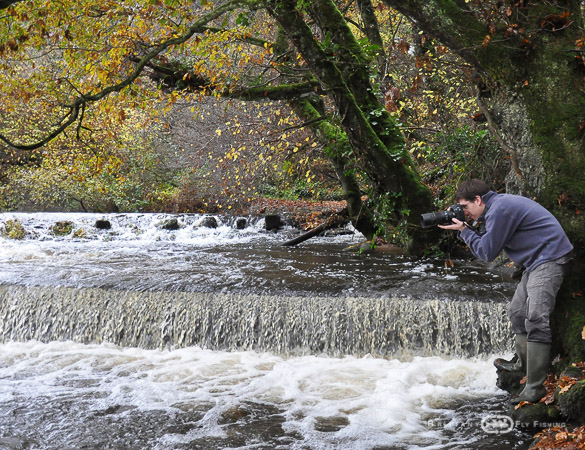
439,179,573,404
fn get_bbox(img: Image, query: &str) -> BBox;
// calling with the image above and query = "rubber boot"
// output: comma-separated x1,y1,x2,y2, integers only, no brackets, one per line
511,342,550,404
494,334,527,372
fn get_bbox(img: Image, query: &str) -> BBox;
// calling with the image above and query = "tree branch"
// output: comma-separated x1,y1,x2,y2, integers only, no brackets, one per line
381,0,488,69
0,0,255,151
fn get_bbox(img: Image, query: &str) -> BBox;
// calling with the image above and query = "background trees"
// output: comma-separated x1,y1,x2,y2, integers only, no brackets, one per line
386,0,585,246
0,0,487,249
1,0,582,255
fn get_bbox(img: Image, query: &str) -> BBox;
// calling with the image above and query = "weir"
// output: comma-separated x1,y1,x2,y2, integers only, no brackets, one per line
0,285,511,358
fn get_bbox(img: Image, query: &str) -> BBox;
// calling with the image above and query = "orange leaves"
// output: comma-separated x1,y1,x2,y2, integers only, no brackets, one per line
533,425,585,449
395,39,410,55
540,11,572,31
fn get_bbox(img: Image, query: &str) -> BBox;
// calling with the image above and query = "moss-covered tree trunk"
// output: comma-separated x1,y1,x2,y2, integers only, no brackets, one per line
267,0,434,252
384,0,585,377
290,95,377,239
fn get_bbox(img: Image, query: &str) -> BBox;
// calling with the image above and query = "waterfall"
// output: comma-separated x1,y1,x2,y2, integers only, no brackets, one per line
0,285,511,358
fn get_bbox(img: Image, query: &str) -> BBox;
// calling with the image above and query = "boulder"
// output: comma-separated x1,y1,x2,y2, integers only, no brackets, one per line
160,218,181,230
235,218,247,230
95,219,111,230
265,214,282,232
200,216,218,229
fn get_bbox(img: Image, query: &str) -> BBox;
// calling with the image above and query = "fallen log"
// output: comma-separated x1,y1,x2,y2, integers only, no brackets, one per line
281,209,348,246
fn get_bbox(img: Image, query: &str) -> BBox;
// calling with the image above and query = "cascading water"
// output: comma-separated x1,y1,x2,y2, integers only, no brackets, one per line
0,286,510,358
0,212,532,449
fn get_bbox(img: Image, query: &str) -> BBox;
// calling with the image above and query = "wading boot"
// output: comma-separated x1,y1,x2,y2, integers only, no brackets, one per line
494,334,527,372
511,342,551,404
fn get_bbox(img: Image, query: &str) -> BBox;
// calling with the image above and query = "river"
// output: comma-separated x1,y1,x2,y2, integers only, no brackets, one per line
0,212,532,449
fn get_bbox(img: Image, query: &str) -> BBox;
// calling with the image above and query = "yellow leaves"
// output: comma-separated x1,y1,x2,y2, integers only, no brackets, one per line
581,325,585,340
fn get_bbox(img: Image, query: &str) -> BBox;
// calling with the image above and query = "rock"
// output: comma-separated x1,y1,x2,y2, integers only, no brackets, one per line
160,218,181,230
200,216,218,228
95,219,111,230
52,221,73,236
508,402,562,430
557,379,585,423
265,214,282,232
342,241,406,255
495,367,525,397
313,416,349,432
235,218,247,230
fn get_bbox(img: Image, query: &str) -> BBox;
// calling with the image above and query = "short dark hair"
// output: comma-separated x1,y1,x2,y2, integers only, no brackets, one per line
454,179,491,201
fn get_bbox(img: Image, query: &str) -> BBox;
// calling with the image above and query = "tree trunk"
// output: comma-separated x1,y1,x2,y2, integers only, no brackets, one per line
268,0,434,252
290,95,377,239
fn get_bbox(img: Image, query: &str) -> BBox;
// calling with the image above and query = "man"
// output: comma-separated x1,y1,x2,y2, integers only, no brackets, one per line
439,179,573,404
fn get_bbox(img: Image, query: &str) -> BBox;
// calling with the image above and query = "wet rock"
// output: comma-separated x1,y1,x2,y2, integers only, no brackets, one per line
160,218,180,230
221,406,250,422
314,416,349,432
95,220,111,230
265,214,282,232
322,228,353,237
52,221,73,236
343,241,405,255
508,402,562,430
495,366,524,397
235,217,247,230
200,216,218,229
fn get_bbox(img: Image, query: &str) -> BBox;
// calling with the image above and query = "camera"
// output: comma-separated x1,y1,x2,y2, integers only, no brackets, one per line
420,204,465,228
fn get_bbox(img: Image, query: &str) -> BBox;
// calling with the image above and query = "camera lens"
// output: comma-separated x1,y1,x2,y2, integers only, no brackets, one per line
420,211,448,228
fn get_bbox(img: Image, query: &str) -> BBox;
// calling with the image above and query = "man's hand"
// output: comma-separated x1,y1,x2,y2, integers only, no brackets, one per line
438,218,466,232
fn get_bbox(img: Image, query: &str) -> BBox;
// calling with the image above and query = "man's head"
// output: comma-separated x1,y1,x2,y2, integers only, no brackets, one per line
454,179,490,221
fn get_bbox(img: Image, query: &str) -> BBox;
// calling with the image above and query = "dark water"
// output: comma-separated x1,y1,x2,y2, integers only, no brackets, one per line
0,212,515,301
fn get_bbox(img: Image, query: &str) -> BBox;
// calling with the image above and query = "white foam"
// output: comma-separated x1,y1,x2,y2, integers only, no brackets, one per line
0,341,505,448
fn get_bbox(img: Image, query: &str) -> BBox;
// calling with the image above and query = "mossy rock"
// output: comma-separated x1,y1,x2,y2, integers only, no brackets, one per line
1,219,26,240
509,402,562,429
557,379,585,423
52,221,74,236
159,218,181,230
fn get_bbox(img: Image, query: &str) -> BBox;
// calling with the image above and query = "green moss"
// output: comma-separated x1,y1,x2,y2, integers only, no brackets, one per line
1,219,26,240
557,380,585,423
509,402,561,428
52,221,74,236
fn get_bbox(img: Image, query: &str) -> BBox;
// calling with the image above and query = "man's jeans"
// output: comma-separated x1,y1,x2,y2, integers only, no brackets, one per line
508,254,572,343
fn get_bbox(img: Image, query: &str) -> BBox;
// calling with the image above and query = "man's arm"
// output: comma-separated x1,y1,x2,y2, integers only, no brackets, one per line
440,210,517,262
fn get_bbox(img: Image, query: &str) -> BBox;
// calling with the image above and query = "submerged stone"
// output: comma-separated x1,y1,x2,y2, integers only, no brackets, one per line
314,416,349,432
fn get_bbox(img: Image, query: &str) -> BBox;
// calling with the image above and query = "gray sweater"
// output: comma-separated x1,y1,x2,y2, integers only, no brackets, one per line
459,191,573,272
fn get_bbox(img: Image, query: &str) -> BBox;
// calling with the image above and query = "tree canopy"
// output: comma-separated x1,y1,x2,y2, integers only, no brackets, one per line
1,0,583,252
